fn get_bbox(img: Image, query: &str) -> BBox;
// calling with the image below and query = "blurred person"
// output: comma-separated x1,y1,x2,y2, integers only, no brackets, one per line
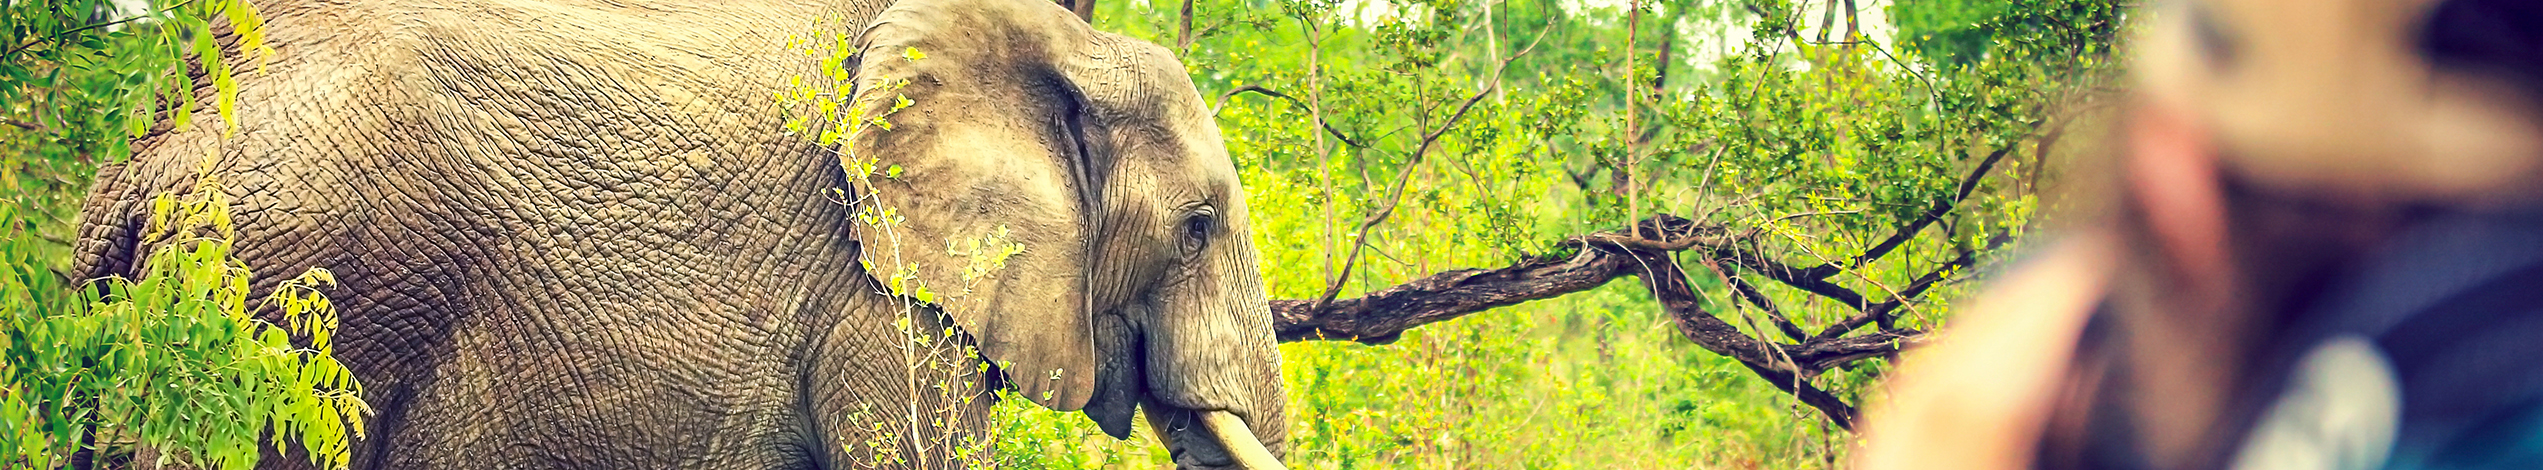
1857,0,2543,469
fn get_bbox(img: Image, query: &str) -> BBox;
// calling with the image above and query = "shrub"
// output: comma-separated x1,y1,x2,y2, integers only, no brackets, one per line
1,174,367,470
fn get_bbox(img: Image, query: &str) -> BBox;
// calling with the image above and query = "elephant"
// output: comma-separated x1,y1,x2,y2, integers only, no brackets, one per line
68,0,1288,468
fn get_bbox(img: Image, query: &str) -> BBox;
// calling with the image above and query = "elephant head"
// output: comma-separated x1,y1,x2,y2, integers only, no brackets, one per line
838,0,1287,467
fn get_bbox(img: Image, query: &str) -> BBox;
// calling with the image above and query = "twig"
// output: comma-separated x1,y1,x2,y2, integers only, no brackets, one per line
1771,209,1864,224
1215,85,1368,148
1726,273,1809,341
1791,131,2030,279
1313,82,1498,307
1310,17,1554,308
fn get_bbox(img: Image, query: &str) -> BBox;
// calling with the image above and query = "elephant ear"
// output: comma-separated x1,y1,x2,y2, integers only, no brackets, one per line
842,0,1107,411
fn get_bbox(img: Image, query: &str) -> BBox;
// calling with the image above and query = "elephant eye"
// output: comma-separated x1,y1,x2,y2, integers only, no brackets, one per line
1182,210,1215,249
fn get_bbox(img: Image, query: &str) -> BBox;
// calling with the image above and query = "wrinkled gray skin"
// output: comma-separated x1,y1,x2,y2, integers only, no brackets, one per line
70,0,1287,468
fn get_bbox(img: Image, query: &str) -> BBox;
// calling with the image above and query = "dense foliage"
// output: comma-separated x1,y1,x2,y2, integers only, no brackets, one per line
3,176,367,470
2,1,365,468
987,0,2128,467
4,0,271,270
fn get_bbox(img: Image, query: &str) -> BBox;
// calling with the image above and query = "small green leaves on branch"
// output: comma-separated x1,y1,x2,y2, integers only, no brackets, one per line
5,0,279,272
950,226,1025,284
2,175,367,470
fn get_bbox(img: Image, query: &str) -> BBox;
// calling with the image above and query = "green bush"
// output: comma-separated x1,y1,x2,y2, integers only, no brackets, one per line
7,1,366,469
1,175,367,470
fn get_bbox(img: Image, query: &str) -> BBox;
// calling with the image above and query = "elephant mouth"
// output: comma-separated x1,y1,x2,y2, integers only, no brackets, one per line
1146,403,1287,470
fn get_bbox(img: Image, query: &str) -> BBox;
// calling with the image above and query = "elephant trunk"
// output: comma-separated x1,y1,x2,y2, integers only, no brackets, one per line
1140,228,1289,469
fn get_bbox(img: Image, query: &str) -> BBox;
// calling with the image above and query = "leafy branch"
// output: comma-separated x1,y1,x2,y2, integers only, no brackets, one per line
1308,10,1555,309
4,175,367,470
1215,85,1367,148
0,0,206,62
1267,133,2028,429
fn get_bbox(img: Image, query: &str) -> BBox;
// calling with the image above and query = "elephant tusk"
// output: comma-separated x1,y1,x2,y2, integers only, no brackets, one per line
1200,410,1287,470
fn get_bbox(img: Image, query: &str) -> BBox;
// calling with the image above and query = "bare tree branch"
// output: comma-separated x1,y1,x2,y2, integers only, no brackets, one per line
1273,216,1709,343
1267,215,1945,429
1271,242,1631,344
1623,0,1646,229
1738,361,1860,429
1177,0,1196,53
1787,329,1922,373
1726,273,1809,341
1711,242,1869,309
1843,0,1861,41
1631,232,1859,429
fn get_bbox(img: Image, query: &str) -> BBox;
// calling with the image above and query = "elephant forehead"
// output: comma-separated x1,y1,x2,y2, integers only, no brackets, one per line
1050,47,1233,194
1068,35,1204,124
